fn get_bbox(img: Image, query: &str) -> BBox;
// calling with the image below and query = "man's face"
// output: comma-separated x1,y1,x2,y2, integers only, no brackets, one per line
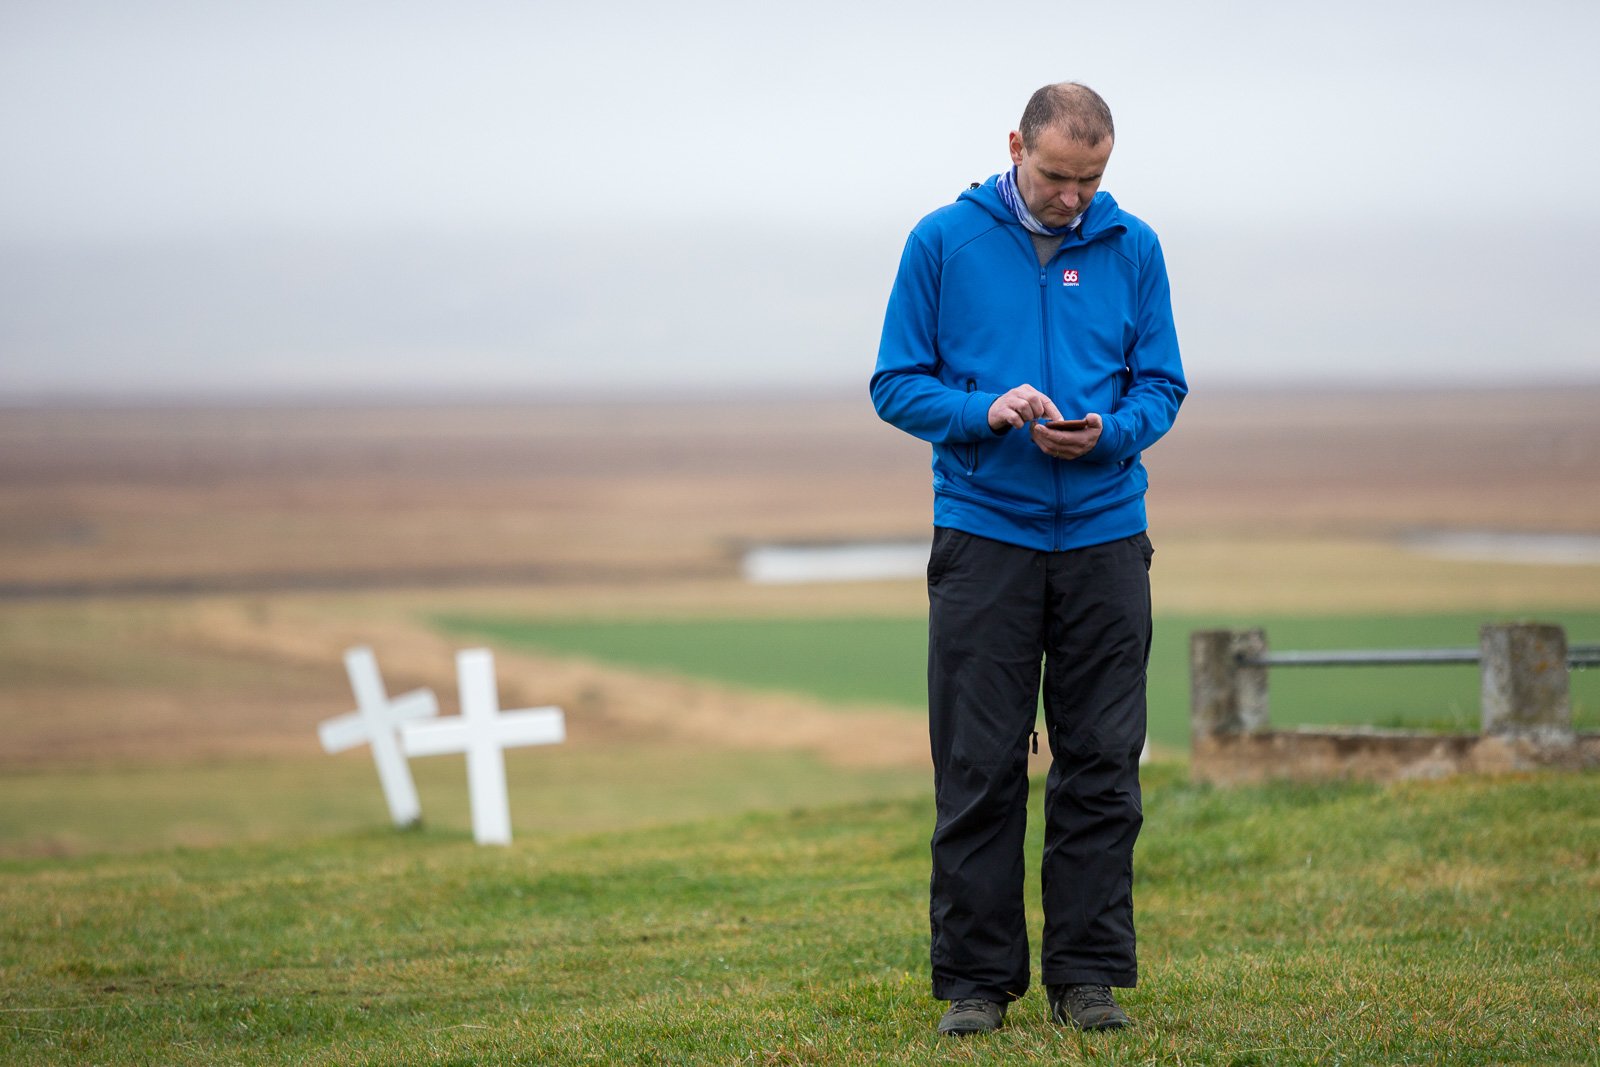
1008,126,1113,226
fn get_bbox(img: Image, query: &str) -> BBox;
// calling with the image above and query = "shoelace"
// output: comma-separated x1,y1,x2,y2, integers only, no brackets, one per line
951,998,998,1013
1063,985,1114,1009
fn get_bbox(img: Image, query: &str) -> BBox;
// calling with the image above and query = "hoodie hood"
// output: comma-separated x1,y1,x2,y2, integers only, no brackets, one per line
959,174,1125,242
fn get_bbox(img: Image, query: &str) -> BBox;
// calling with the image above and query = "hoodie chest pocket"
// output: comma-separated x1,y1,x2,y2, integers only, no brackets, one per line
1047,267,1137,363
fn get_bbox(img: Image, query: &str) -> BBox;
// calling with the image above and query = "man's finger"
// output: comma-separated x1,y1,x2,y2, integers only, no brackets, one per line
1013,386,1058,422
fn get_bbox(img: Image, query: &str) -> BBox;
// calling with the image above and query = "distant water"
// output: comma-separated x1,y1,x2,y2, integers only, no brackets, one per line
744,530,1600,584
1404,531,1600,566
742,541,929,584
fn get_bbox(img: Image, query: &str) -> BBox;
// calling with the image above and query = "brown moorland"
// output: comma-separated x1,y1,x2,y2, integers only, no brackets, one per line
1,386,1596,774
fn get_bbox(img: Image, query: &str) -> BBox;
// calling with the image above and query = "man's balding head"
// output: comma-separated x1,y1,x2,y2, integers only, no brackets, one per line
1017,82,1114,150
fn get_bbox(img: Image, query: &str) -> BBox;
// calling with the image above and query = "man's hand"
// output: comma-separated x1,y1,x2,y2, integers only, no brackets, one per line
1030,412,1103,460
987,384,1063,431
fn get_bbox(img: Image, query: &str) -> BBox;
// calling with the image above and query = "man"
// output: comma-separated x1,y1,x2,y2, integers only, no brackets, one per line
870,82,1186,1036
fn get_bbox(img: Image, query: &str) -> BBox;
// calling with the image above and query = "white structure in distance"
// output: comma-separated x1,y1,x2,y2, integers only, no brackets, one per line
741,540,930,584
401,648,566,846
317,646,440,828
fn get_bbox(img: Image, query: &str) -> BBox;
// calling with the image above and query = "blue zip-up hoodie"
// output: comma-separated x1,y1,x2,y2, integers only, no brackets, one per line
871,176,1187,552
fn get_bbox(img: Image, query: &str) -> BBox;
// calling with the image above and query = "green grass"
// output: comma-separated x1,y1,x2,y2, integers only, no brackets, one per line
435,610,1600,748
0,746,928,860
5,766,1597,1065
436,615,933,709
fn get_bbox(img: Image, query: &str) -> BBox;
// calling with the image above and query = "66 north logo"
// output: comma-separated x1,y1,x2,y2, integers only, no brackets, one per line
1061,269,1081,287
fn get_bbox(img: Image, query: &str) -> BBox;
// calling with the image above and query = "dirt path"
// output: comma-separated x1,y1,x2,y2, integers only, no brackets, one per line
182,599,932,770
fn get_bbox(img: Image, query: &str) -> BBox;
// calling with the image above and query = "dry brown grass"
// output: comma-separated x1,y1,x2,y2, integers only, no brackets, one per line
0,593,930,772
2,386,1597,770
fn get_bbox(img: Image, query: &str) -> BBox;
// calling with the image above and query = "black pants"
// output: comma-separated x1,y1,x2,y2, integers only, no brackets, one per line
926,527,1152,1001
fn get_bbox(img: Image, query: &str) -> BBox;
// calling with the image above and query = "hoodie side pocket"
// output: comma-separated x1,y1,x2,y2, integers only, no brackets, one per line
962,379,981,475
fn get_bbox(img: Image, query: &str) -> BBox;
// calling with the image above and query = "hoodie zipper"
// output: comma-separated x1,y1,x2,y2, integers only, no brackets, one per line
1040,247,1066,549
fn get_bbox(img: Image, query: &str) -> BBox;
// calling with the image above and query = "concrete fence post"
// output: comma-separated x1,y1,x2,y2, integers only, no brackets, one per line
1480,623,1571,736
1190,628,1269,738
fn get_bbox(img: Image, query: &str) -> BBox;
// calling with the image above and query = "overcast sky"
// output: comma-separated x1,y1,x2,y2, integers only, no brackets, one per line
2,0,1597,399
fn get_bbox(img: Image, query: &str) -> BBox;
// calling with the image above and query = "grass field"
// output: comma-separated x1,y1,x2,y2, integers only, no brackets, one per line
436,610,1600,748
4,766,1597,1066
0,746,930,861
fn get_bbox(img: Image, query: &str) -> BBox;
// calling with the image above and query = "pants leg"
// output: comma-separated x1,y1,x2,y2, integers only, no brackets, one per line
1039,532,1153,989
926,527,1045,1002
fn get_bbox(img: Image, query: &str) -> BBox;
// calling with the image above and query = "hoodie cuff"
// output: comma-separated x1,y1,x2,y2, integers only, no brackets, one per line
1089,415,1124,461
961,391,1002,439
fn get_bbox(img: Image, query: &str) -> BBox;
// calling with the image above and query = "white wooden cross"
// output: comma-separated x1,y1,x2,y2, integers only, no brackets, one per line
401,648,566,846
317,646,439,828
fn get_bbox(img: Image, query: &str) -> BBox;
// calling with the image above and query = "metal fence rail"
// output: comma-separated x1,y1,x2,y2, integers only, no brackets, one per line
1243,645,1600,669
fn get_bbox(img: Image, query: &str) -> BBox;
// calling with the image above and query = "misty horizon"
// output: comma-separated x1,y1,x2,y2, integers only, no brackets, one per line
4,2,1596,401
4,217,1596,403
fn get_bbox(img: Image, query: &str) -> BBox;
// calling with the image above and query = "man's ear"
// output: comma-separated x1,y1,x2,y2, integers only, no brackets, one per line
1007,131,1025,167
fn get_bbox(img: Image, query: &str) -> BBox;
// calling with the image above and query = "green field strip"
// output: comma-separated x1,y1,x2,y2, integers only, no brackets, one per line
436,610,1600,749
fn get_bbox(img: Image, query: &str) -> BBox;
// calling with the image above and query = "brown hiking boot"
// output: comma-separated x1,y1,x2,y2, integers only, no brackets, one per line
936,998,1007,1036
1048,984,1131,1030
